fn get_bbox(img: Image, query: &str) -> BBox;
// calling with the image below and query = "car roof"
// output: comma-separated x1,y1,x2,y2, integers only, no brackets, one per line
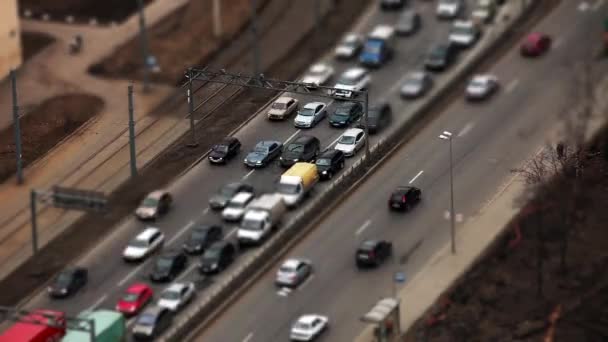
319,149,341,158
141,305,166,316
407,71,427,80
219,136,237,145
337,101,358,109
394,186,413,193
298,315,321,324
471,74,493,83
127,283,150,293
303,101,326,109
231,192,254,203
138,227,161,239
147,190,166,200
275,96,295,104
209,240,230,250
257,140,280,147
453,20,474,28
310,63,329,73
282,258,302,269
342,67,367,79
193,224,219,232
360,240,379,249
343,128,364,137
160,250,182,259
165,282,188,292
292,135,317,144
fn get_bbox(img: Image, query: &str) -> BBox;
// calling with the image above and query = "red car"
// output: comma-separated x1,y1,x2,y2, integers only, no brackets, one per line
116,283,153,316
520,32,552,57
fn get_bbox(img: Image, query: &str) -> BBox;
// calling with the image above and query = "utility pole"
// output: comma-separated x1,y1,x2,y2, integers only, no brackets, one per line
10,70,23,185
187,68,198,147
30,190,38,254
313,0,322,53
128,85,137,177
212,0,223,38
439,131,456,254
362,91,370,159
137,0,151,93
250,0,260,76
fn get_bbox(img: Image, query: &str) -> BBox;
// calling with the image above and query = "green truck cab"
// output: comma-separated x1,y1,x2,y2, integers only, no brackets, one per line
62,310,126,342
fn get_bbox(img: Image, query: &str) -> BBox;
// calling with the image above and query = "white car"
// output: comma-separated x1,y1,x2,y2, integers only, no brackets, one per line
157,282,195,312
135,190,172,220
122,227,164,261
333,67,371,99
466,74,499,100
294,102,328,128
222,192,255,222
301,63,334,88
276,258,313,288
334,33,363,59
290,314,329,341
334,128,366,157
267,96,299,120
449,21,481,48
436,0,463,19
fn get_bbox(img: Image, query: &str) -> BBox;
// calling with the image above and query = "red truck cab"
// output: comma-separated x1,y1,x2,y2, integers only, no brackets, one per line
0,309,66,342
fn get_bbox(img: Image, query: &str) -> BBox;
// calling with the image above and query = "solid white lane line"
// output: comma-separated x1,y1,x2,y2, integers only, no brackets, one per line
284,129,301,145
242,332,254,342
84,294,108,312
243,169,255,180
298,274,315,291
457,121,475,137
175,263,198,282
117,263,146,287
505,79,519,93
592,0,604,11
409,170,424,184
355,220,372,236
168,220,196,245
196,207,211,221
226,228,237,238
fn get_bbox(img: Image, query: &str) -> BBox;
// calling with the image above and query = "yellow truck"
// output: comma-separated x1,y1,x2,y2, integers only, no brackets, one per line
277,162,319,207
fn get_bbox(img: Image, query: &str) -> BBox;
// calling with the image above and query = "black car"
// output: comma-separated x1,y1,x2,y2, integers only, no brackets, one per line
208,182,254,210
425,43,459,71
356,240,393,268
47,267,88,298
380,0,406,10
149,250,188,283
315,150,345,180
132,305,174,340
208,137,241,164
279,135,321,167
199,241,236,274
329,102,363,128
366,103,392,134
388,186,422,211
182,224,223,255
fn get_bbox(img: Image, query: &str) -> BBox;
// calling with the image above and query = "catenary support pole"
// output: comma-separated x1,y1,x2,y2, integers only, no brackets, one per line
30,190,38,254
187,68,198,147
250,0,260,76
10,70,23,185
313,0,322,53
137,0,150,93
212,0,222,38
128,85,137,177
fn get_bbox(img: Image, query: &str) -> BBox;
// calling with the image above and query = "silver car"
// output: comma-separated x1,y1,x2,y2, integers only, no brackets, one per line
466,74,499,100
157,282,196,312
294,102,328,128
334,128,366,157
400,71,433,99
276,258,313,287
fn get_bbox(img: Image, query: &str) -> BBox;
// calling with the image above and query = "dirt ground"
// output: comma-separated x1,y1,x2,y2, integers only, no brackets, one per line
406,133,608,342
89,0,263,85
18,0,153,24
0,0,372,306
20,32,54,61
0,94,103,183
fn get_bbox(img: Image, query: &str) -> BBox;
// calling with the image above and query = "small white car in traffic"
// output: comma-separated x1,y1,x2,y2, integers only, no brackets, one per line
333,68,371,99
449,20,481,48
465,74,499,100
276,258,313,288
334,33,363,59
290,314,329,341
157,282,195,312
294,102,328,128
334,128,366,157
222,192,255,222
267,96,298,120
135,190,172,220
301,63,334,88
436,0,463,19
122,227,164,262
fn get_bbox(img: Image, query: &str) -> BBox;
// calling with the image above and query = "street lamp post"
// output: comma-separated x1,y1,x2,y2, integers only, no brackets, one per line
439,131,456,254
136,0,151,93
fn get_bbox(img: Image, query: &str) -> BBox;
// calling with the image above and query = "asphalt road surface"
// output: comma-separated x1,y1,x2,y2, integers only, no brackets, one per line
17,0,483,339
193,1,608,341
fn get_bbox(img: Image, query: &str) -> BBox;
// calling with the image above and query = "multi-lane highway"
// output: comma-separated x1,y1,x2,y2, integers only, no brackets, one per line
192,1,608,341
18,0,479,339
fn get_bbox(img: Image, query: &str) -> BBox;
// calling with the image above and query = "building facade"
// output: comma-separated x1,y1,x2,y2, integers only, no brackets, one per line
0,0,22,79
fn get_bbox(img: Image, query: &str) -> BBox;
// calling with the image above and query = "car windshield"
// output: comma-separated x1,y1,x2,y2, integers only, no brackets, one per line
298,108,315,116
363,41,382,55
294,322,311,330
335,106,353,116
122,292,140,302
404,77,422,87
399,14,413,25
155,257,173,270
55,272,72,286
286,144,304,153
161,290,181,301
279,265,296,273
203,248,221,260
339,135,356,145
254,146,269,153
141,197,159,208
213,145,228,153
129,238,148,248
220,184,238,196
451,26,473,35
272,102,286,110
137,313,156,326
430,47,447,59
226,200,245,209
309,68,326,77
190,229,208,241
277,182,300,195
316,158,331,166
343,39,358,48
242,218,263,231
470,79,486,88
